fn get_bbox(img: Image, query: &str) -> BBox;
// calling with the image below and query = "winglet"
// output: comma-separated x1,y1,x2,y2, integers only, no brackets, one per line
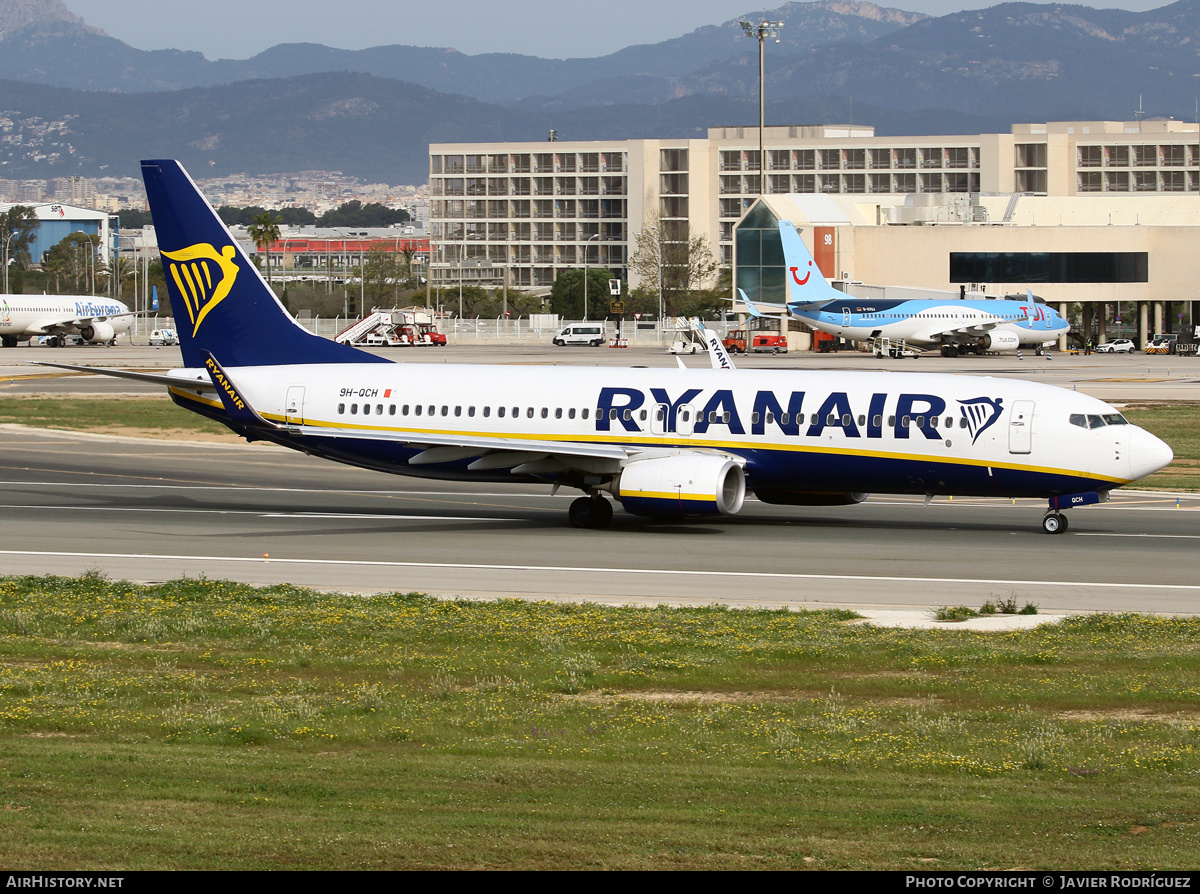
695,319,735,370
737,288,766,319
198,349,278,429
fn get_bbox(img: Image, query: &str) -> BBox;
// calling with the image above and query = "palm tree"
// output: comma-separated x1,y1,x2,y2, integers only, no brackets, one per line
247,211,282,290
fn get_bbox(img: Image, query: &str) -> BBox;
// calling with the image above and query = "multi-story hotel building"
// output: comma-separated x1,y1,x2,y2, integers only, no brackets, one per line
430,119,1200,342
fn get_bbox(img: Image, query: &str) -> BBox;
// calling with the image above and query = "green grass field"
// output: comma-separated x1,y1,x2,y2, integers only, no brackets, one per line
1,575,1197,869
0,394,232,438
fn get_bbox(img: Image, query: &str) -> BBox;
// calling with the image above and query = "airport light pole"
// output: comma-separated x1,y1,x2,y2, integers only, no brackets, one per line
583,232,600,321
2,229,16,294
740,17,783,193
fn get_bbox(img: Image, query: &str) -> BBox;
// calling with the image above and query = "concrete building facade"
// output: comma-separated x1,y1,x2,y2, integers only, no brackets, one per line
430,120,1200,343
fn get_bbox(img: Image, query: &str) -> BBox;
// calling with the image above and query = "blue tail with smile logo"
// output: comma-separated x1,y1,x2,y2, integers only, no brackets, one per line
141,158,387,369
778,220,843,310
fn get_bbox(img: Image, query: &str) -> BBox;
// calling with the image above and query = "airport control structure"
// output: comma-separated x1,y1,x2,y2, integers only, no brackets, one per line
429,119,1200,349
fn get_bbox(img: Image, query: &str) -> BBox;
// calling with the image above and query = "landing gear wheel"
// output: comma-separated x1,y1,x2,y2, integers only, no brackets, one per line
568,496,613,529
1041,512,1069,535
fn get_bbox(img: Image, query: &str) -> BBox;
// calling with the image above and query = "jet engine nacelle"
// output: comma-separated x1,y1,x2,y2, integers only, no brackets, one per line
79,321,115,344
615,454,746,519
979,330,1020,352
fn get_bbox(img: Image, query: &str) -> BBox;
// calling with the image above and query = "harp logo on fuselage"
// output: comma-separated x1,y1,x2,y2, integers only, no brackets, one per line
161,242,240,337
958,397,1004,444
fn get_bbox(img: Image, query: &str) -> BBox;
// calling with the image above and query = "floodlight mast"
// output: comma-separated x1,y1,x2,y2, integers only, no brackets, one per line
740,19,783,194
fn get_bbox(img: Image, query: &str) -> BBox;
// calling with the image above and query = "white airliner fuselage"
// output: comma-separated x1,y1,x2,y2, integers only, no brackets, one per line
0,295,131,346
160,360,1167,512
39,158,1172,535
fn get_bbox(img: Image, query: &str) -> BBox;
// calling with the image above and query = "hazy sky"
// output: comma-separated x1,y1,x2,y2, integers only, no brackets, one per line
62,0,1170,60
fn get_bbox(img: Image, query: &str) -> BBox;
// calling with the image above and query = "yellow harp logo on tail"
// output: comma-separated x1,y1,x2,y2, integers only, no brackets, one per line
161,243,240,337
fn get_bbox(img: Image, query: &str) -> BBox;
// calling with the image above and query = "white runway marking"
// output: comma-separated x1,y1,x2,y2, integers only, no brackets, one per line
0,503,519,522
2,549,1199,592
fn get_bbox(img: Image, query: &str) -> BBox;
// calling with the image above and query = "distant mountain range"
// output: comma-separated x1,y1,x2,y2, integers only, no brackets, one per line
0,0,1197,184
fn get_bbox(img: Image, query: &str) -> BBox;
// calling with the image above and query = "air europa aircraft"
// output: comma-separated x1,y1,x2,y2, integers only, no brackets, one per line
0,294,132,346
759,221,1069,357
40,160,1172,534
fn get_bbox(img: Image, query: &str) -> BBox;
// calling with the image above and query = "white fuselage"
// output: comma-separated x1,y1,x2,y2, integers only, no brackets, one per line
0,295,132,343
794,299,1068,350
167,362,1169,497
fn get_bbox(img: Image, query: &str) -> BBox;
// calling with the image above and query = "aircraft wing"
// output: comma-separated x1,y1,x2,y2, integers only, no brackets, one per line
29,361,216,391
28,311,134,336
28,317,76,336
911,313,1015,342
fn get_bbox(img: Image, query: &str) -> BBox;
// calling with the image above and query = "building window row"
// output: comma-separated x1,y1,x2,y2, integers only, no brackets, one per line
1077,144,1199,168
1076,171,1197,192
432,175,626,198
431,152,626,175
721,146,979,173
718,172,978,198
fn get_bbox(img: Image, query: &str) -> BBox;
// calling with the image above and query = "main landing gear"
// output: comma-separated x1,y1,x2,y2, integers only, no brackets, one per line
568,494,613,529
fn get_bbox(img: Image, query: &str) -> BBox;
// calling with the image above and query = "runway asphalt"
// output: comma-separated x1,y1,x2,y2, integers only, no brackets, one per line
1,423,1198,619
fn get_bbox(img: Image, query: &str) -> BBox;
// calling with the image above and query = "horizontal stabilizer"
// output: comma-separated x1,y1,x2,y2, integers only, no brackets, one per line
29,361,215,391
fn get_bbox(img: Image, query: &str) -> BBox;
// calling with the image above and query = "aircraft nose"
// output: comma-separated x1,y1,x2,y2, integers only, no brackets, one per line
1128,426,1173,482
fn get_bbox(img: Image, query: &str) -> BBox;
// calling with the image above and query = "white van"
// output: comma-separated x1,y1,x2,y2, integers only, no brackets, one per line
149,328,178,346
553,324,606,347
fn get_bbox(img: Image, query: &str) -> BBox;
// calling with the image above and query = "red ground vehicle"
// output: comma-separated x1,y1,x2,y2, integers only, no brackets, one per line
723,329,788,354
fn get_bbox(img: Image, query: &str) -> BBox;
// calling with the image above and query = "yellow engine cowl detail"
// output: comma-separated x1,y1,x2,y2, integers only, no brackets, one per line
615,454,746,518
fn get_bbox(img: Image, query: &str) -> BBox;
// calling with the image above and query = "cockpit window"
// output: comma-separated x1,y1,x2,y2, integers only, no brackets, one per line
1102,413,1128,426
1069,414,1087,428
1087,415,1106,429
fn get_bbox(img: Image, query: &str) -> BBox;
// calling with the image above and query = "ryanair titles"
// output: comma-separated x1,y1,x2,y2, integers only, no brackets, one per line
595,387,1004,444
204,356,246,411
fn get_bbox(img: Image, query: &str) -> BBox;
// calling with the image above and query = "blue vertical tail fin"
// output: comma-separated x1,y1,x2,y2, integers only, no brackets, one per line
141,159,387,368
778,221,841,309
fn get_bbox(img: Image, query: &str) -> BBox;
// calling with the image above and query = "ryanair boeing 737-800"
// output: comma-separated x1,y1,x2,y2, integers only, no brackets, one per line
38,160,1172,534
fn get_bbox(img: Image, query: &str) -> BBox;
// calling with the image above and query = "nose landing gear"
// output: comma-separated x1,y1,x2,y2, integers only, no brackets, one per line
1041,490,1108,534
1041,511,1069,534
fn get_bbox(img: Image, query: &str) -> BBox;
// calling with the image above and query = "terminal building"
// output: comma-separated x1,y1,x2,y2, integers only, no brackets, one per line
429,119,1200,345
0,201,114,268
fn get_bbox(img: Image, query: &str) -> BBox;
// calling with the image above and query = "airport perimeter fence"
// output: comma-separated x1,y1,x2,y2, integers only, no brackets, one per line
135,314,742,347
290,316,738,346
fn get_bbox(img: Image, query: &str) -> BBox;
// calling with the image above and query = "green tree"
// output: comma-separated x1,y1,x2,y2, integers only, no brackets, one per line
549,267,616,320
359,244,404,309
2,205,40,293
247,212,282,290
629,212,718,318
318,201,410,228
116,208,153,228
